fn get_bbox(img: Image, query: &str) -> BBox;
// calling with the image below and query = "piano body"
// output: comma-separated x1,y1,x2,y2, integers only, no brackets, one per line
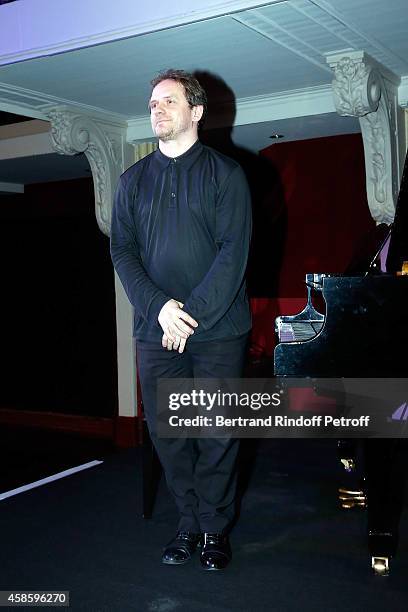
274,150,408,575
275,272,408,377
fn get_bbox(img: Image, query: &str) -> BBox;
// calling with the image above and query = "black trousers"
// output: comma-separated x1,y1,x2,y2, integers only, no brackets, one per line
136,334,248,533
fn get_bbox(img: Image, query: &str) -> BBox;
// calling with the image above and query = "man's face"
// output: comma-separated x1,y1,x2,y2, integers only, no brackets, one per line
149,79,201,142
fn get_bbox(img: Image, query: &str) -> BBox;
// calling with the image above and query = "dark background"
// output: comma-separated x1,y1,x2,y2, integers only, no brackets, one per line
1,178,118,416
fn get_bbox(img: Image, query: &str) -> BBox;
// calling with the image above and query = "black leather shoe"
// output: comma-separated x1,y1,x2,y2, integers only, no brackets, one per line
162,531,201,565
200,533,231,570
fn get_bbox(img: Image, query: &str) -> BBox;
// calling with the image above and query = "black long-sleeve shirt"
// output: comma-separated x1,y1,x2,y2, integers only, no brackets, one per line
110,139,252,342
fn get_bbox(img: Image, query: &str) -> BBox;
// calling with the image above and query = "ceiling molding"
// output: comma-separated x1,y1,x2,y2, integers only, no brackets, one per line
235,84,335,123
0,101,47,121
0,82,128,123
0,181,24,193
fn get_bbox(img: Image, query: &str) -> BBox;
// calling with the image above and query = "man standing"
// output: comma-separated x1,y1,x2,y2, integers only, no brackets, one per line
110,69,251,570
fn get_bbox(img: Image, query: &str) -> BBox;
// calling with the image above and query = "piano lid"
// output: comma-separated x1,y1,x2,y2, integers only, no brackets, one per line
386,149,408,273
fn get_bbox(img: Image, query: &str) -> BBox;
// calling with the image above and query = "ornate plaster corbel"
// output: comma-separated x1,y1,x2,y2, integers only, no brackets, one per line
47,107,130,235
327,51,401,224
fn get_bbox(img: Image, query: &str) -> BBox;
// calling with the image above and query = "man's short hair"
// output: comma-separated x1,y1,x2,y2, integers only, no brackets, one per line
150,69,207,129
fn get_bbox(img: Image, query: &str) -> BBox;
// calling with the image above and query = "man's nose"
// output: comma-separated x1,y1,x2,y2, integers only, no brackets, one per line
154,102,165,115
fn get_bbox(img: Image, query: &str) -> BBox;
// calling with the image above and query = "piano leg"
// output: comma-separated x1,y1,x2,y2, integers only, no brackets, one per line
364,438,407,576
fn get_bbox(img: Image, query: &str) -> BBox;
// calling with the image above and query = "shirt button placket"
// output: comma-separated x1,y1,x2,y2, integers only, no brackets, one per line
170,159,177,208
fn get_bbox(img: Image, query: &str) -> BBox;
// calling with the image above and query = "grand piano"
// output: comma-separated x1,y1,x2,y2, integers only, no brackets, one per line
274,149,408,575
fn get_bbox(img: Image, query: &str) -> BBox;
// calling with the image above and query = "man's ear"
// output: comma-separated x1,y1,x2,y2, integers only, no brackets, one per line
192,105,204,123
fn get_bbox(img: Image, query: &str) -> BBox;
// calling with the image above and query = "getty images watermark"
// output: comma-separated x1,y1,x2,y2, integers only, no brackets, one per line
157,378,408,438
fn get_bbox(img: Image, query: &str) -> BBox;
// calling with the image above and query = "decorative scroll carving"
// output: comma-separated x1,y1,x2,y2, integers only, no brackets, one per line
330,56,381,117
47,108,128,235
327,51,401,224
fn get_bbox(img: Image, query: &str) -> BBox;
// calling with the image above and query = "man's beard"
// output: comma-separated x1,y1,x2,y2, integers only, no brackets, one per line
156,125,176,142
154,119,188,142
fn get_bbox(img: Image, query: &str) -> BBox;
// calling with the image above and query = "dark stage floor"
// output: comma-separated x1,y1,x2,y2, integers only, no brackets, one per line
1,429,407,611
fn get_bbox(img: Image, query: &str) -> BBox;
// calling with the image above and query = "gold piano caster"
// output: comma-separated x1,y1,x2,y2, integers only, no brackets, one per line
338,487,367,509
371,556,389,576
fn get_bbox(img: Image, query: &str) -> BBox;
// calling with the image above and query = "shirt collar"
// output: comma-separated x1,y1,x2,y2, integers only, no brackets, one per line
154,139,203,171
